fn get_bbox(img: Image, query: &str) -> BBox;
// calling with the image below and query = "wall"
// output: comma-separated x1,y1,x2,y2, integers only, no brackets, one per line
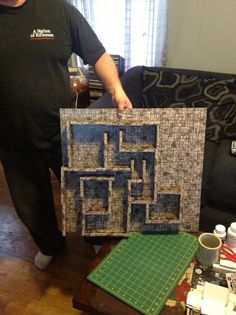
167,0,236,73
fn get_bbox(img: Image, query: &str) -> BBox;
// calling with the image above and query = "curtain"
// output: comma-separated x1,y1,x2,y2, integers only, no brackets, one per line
69,0,168,70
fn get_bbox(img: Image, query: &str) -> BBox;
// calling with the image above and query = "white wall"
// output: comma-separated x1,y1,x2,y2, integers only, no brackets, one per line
167,0,236,73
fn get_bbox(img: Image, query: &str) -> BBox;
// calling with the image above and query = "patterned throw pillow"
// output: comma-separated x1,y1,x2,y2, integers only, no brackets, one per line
141,67,236,142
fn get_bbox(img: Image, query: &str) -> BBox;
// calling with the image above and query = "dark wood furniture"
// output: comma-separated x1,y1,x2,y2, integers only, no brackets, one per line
73,240,189,315
77,89,90,108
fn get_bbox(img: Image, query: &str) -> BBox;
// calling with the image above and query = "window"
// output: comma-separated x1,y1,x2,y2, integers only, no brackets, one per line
70,0,168,70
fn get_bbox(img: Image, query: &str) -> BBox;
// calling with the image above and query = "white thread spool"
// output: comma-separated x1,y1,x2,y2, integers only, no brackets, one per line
214,224,226,242
227,222,236,249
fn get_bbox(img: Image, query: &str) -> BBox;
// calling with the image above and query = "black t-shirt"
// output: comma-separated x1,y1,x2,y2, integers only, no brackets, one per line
0,0,105,151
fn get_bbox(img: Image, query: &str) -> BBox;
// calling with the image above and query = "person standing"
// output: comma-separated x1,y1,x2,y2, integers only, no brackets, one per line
0,0,132,269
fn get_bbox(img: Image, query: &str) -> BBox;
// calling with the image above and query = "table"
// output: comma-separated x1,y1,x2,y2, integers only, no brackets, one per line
73,240,194,315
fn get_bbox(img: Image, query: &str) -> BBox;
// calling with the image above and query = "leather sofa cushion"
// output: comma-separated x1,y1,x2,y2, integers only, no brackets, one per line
208,139,236,209
201,140,219,208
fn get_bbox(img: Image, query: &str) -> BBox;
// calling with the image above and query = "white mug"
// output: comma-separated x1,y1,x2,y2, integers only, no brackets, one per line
196,233,222,267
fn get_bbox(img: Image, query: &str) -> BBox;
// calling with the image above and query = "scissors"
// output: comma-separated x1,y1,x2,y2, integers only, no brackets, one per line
220,244,236,262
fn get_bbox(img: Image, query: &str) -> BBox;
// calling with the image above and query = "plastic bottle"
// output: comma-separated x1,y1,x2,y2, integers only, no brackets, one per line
226,222,236,249
214,224,226,242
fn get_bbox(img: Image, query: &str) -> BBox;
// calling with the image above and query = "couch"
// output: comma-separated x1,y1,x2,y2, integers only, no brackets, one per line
89,65,236,232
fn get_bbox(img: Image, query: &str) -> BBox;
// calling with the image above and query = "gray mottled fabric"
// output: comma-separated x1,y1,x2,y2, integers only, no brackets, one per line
141,67,236,143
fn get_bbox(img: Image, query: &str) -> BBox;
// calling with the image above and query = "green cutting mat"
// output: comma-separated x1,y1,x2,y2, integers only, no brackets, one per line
87,232,198,315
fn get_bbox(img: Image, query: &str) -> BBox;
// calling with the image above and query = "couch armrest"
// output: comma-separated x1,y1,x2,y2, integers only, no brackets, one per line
208,139,236,209
201,140,219,207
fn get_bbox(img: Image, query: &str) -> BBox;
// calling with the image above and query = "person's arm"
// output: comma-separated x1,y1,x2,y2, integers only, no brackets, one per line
94,53,132,112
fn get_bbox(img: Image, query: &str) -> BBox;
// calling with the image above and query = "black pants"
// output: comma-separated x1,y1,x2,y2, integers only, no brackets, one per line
0,144,66,255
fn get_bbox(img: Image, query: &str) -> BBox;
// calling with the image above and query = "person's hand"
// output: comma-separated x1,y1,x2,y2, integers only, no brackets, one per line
112,85,132,114
94,53,132,113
